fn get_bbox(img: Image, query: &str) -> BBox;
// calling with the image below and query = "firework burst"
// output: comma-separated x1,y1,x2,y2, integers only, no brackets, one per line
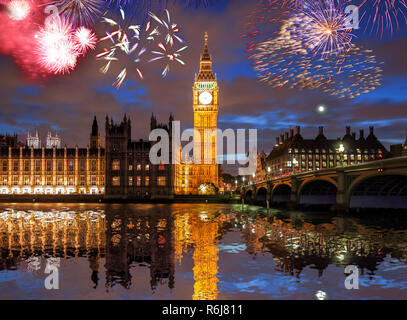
35,18,96,74
6,0,31,20
148,41,187,77
293,0,355,56
35,19,79,74
74,26,97,53
149,9,184,47
252,15,382,99
51,0,104,27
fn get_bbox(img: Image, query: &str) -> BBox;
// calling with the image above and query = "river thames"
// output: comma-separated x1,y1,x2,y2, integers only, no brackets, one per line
0,203,407,299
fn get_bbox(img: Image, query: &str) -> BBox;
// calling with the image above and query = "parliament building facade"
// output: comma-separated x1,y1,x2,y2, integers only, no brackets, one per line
0,33,220,199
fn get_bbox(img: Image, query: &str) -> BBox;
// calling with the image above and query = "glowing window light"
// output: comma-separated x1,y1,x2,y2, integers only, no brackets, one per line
90,187,98,194
45,187,53,194
12,187,21,194
33,187,44,194
0,187,9,194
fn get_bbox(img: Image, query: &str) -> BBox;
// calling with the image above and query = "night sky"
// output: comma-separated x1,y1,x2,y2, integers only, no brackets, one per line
1,0,407,156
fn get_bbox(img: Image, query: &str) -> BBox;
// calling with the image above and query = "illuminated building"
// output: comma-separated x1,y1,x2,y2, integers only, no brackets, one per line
175,33,219,194
104,114,174,200
46,131,61,149
255,126,389,182
27,132,40,148
0,117,105,195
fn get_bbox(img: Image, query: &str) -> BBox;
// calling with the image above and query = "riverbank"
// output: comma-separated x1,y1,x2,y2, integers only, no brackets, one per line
0,194,242,204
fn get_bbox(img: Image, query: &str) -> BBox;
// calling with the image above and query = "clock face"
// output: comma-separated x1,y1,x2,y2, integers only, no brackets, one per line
199,91,213,105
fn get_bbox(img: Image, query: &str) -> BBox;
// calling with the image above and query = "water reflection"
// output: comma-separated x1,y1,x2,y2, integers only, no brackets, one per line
1,204,407,299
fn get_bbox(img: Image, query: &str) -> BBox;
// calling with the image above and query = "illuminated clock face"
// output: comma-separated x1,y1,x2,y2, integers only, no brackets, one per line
199,91,213,105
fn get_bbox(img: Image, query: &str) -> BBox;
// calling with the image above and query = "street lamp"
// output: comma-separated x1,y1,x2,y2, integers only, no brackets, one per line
338,143,345,167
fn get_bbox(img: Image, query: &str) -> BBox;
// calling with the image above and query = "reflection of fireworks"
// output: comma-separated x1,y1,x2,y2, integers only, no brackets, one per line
294,0,354,56
97,8,146,88
148,42,187,77
356,0,407,37
149,9,184,47
51,0,104,26
252,16,382,99
6,0,31,20
36,19,96,74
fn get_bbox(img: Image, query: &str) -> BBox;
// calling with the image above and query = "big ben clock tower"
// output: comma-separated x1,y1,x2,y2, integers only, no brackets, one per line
193,32,218,166
174,32,219,195
192,32,219,191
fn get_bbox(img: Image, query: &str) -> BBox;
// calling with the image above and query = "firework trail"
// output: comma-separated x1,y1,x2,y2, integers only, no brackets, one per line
352,0,407,37
242,0,299,54
321,45,383,99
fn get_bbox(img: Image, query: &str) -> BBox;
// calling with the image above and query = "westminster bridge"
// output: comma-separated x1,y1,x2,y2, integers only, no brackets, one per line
242,156,407,210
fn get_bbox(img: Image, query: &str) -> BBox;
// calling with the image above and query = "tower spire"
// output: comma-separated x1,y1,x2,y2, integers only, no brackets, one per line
201,31,211,62
197,32,215,81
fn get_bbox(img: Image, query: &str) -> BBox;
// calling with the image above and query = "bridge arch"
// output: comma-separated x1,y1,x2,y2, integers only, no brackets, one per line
271,184,291,203
299,179,338,206
244,189,253,203
348,174,407,209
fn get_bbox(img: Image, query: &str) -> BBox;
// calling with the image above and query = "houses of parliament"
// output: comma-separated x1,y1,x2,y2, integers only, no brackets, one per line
0,33,220,199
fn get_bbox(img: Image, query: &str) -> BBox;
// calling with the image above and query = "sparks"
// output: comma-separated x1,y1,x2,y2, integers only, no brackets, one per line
97,8,146,88
148,41,187,77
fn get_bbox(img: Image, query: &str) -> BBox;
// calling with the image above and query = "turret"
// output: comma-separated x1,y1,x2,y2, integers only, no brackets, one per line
90,116,100,148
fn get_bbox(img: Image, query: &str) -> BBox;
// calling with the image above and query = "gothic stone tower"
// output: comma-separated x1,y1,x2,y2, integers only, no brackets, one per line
192,32,219,191
105,115,131,198
90,116,101,149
